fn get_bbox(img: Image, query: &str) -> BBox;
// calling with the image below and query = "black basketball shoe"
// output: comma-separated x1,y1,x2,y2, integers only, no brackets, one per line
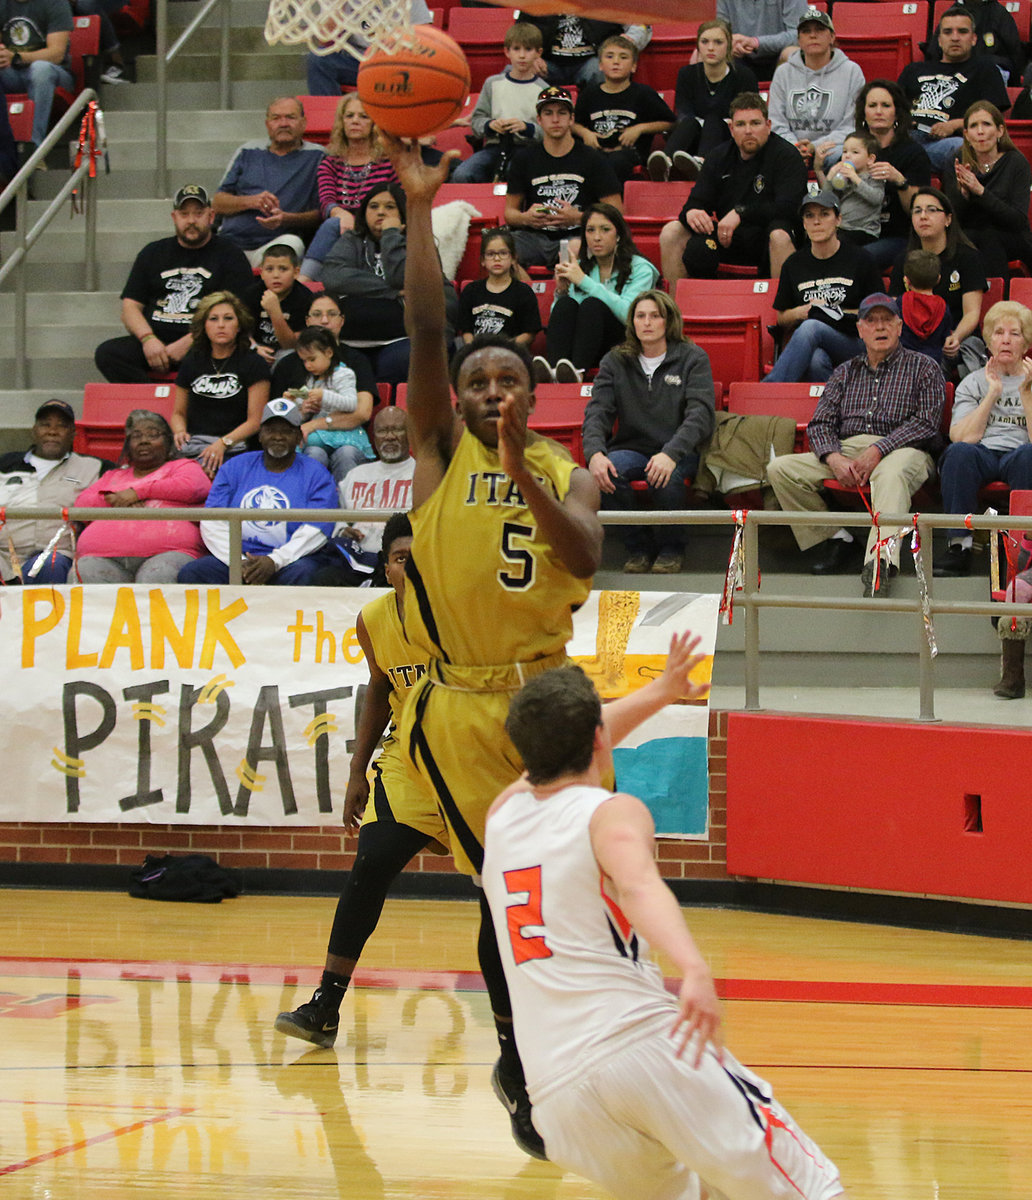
274,992,339,1048
491,1059,548,1160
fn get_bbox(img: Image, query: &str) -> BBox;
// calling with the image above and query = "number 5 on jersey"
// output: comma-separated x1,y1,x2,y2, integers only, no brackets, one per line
499,521,536,590
502,865,553,964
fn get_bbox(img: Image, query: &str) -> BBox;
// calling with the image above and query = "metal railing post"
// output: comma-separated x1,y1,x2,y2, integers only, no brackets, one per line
84,164,99,292
917,513,937,722
155,0,169,198
219,0,232,111
743,512,761,710
14,184,28,388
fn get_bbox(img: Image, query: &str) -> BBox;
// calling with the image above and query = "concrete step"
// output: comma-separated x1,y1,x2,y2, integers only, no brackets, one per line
0,356,104,391
2,228,163,268
3,260,148,292
0,321,121,359
101,108,264,141
167,0,273,28
136,49,301,83
0,291,120,323
97,77,305,113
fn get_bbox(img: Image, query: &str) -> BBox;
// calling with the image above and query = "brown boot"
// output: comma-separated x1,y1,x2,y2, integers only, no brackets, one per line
994,638,1026,699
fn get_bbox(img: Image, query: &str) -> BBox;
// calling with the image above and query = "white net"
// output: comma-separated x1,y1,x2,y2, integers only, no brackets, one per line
264,0,415,58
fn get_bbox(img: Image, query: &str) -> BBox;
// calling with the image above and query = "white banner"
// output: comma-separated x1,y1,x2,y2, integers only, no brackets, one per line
1,586,717,836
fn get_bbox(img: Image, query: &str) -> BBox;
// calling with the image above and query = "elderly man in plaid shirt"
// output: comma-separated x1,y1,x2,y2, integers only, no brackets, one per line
767,292,945,597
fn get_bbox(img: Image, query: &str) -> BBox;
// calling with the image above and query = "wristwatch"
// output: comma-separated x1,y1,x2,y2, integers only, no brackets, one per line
325,415,332,426
11,51,23,67
733,204,746,216
221,436,233,448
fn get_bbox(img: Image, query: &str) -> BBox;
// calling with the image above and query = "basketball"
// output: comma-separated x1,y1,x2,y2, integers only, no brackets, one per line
357,27,471,139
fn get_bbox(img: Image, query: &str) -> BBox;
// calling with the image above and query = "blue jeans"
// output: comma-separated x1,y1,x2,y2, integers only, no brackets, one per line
178,551,335,585
544,56,601,86
451,146,502,184
300,215,343,279
6,550,72,584
0,61,75,146
302,441,368,483
912,130,964,172
938,441,1032,537
305,49,359,94
865,236,908,272
601,448,697,555
764,319,861,383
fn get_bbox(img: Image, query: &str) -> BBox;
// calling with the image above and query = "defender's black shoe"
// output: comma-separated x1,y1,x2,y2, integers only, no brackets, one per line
275,994,339,1048
491,1059,548,1160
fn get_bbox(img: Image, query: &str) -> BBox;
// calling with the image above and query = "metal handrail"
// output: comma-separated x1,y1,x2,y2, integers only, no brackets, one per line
155,0,232,197
3,503,1030,723
0,89,101,389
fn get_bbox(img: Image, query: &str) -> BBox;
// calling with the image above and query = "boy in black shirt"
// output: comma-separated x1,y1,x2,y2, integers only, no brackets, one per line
573,35,674,183
765,190,883,381
664,92,806,283
247,244,313,363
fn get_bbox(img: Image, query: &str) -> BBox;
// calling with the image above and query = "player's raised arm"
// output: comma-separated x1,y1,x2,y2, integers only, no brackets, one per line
383,135,459,490
602,631,709,747
590,793,723,1067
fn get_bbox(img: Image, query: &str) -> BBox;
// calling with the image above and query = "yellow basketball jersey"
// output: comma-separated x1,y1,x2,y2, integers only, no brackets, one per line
361,590,429,754
403,429,591,668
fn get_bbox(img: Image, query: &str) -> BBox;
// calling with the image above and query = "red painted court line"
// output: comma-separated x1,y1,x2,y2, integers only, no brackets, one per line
2,956,1032,1008
0,1106,194,1176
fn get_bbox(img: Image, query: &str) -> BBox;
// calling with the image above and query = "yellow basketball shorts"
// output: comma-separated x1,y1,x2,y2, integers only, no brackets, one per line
362,745,449,854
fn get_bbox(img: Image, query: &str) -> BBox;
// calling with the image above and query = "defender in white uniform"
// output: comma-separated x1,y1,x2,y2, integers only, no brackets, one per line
483,637,849,1200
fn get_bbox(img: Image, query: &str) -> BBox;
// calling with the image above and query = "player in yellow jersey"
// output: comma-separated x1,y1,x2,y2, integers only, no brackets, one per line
383,133,603,1160
274,513,448,1048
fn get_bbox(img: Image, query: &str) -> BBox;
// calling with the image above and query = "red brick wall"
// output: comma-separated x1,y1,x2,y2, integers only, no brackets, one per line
0,712,729,882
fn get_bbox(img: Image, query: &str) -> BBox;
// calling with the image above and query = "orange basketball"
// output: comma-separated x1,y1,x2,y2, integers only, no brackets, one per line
357,27,471,139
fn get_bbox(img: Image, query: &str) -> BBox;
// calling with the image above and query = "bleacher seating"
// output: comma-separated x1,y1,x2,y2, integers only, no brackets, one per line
675,277,778,377
634,22,698,91
527,382,592,464
298,95,341,144
6,97,34,145
991,489,1032,602
75,383,176,459
624,180,693,263
727,381,825,449
434,183,507,280
833,2,930,60
446,7,513,90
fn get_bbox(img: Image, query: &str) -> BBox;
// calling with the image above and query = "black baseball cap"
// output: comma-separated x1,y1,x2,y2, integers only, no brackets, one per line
536,86,574,114
35,400,76,423
173,184,211,209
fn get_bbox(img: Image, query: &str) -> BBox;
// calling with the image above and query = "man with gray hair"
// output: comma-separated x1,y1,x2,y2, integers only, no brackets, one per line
213,98,324,266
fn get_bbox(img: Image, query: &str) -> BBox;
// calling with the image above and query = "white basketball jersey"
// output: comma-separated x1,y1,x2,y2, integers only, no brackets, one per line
483,784,679,1105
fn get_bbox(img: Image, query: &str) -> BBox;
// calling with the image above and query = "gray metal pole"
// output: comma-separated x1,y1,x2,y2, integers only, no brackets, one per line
743,515,761,710
14,184,28,389
156,0,168,198
219,0,232,111
917,514,938,722
84,166,98,292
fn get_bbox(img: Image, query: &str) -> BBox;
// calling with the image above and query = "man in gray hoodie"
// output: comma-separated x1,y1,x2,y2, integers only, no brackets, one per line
768,8,864,169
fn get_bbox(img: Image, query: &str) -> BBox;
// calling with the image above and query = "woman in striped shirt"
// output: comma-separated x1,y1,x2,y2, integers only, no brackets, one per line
300,95,398,283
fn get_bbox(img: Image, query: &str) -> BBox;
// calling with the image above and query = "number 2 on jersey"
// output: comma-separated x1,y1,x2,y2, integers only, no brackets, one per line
502,865,553,964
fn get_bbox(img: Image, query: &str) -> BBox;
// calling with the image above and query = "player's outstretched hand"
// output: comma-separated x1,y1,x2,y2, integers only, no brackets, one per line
381,133,459,202
657,631,709,705
672,966,723,1068
497,391,530,482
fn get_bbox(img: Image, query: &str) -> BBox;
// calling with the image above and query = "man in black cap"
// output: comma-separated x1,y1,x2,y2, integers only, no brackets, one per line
768,292,945,596
504,85,622,269
0,401,104,584
765,188,882,382
95,184,255,384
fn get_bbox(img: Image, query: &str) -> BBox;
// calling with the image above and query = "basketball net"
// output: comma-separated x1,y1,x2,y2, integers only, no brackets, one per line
264,0,416,58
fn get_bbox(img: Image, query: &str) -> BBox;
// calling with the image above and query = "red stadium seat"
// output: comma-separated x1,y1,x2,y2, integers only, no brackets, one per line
298,95,341,145
435,183,508,281
5,96,34,144
446,7,513,90
1008,276,1032,306
727,381,825,449
832,31,914,79
623,180,693,263
74,383,176,459
635,22,698,91
675,277,778,375
833,2,930,59
982,278,1006,323
55,14,100,109
528,382,592,464
1006,120,1032,161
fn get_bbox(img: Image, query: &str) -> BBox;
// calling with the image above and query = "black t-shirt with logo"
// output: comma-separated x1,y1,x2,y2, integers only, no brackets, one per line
775,241,883,336
574,81,674,162
243,280,313,352
898,57,1010,134
458,278,542,340
121,235,256,343
175,346,271,438
0,0,72,60
507,141,622,238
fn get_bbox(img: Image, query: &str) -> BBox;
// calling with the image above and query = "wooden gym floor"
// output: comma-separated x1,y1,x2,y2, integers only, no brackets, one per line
1,889,1030,1198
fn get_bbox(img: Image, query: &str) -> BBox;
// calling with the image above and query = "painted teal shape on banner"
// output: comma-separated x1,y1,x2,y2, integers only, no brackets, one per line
613,737,709,837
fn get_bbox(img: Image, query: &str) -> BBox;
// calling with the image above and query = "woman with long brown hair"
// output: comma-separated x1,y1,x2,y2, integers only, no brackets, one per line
942,100,1032,281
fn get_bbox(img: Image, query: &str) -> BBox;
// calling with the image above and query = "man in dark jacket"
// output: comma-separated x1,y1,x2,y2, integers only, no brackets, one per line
659,92,807,284
582,289,715,574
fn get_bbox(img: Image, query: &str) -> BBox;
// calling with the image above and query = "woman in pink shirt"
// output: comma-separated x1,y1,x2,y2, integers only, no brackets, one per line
75,410,212,583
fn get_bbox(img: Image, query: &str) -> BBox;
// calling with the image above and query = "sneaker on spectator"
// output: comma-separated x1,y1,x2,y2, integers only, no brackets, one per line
651,551,684,574
624,552,652,573
647,150,671,181
554,358,582,383
672,151,703,180
101,64,130,84
532,355,555,385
